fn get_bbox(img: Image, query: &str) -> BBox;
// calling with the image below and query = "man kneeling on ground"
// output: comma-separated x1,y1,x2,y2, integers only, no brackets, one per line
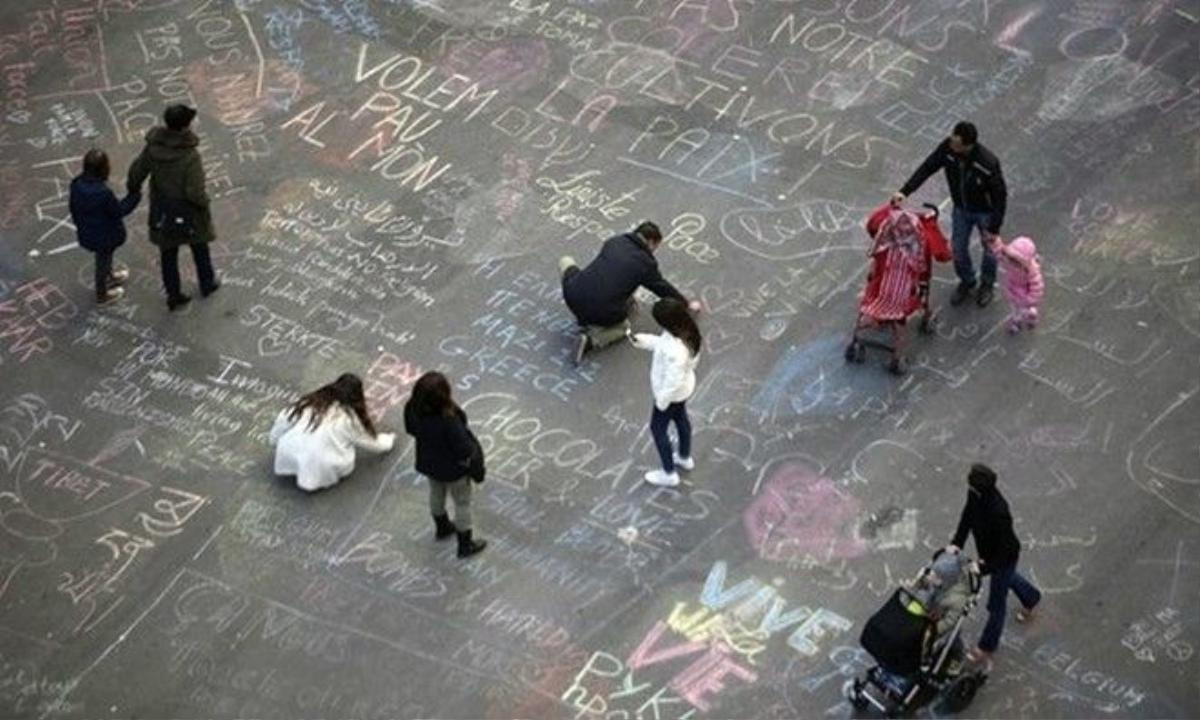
560,221,699,365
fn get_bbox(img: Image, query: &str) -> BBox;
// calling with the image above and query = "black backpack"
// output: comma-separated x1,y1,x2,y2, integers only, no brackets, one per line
466,428,486,483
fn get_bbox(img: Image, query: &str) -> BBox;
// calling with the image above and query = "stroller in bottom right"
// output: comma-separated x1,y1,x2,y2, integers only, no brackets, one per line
846,553,988,717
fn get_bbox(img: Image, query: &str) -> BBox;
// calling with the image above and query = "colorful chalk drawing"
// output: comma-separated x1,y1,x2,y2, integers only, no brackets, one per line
744,456,866,563
561,560,851,716
1,0,1198,717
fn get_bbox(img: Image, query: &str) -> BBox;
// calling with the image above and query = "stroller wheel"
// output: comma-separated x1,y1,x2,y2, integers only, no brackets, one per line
845,679,868,710
937,672,984,714
919,313,936,334
888,356,908,375
845,341,866,364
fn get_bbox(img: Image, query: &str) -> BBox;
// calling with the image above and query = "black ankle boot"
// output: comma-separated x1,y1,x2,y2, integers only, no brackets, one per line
456,530,487,558
950,282,975,306
432,513,456,540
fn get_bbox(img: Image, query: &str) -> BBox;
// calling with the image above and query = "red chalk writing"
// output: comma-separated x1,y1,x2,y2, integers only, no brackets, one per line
364,352,423,417
0,277,77,363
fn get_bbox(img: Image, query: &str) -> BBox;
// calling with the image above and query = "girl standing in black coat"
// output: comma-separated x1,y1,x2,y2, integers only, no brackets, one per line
404,372,487,558
69,149,140,304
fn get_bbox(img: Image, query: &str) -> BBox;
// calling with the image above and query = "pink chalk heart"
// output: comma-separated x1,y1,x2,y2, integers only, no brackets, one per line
743,458,866,562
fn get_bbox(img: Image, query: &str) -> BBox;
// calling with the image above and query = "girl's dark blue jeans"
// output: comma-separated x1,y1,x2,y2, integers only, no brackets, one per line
650,401,691,473
94,249,113,298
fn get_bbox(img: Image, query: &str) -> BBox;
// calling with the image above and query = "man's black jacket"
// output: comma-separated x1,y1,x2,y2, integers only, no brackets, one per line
900,138,1007,233
563,232,685,326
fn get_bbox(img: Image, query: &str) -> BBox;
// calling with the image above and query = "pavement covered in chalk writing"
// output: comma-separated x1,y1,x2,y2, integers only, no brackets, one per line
0,1,1197,718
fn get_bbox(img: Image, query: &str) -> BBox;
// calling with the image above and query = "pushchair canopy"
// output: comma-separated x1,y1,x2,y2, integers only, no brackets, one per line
859,587,932,677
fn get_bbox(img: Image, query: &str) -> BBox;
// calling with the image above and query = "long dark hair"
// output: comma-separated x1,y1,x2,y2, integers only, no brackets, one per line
289,373,376,436
652,299,702,356
408,371,458,418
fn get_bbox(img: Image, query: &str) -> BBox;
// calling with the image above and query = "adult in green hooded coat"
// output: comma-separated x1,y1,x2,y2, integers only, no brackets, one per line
127,104,220,311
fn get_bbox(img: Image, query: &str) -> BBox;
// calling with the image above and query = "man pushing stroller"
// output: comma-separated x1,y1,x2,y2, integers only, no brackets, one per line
849,551,986,716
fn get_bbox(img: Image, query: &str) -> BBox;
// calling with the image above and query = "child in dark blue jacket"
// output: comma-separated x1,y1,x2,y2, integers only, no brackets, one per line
69,149,140,304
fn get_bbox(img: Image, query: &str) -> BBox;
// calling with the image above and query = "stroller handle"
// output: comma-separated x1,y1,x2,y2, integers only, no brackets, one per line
921,202,940,219
967,564,982,594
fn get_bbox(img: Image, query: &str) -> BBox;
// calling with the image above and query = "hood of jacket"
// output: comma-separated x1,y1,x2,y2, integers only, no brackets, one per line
144,126,200,163
968,463,997,494
1008,236,1037,261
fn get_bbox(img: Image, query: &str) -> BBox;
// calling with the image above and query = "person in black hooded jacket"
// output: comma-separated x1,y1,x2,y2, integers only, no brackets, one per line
69,149,140,304
559,221,699,365
127,104,219,311
948,463,1041,663
404,371,486,558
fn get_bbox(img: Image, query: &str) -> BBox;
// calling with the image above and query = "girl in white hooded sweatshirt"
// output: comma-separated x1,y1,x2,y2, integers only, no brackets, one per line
629,299,702,487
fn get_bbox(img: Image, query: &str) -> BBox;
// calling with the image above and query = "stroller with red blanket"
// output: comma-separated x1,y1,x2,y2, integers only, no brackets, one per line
845,203,951,374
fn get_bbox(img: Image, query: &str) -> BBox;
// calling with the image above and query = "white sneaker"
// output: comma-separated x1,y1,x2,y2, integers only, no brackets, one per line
644,469,680,487
673,453,695,471
573,333,590,367
97,287,124,305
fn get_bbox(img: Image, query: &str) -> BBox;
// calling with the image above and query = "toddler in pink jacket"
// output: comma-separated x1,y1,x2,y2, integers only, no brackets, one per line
988,235,1044,333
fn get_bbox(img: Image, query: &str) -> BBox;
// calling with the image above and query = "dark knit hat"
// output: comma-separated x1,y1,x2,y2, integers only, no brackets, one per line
968,463,997,492
164,104,197,130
